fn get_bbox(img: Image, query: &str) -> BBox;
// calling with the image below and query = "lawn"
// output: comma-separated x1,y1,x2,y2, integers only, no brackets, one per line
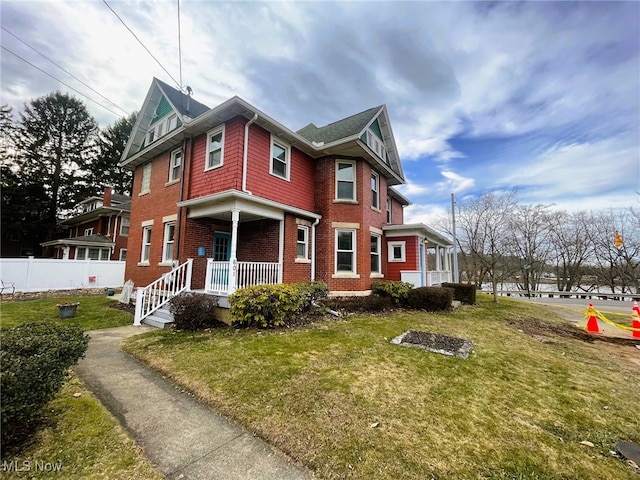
123,294,640,479
1,373,163,479
0,295,133,330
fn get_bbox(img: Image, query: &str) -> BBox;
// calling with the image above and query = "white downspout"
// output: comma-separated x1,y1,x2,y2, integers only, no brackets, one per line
311,217,320,281
242,113,259,193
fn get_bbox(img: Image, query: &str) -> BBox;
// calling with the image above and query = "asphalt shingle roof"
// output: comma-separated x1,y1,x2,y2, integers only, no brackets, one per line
155,78,210,119
296,106,382,144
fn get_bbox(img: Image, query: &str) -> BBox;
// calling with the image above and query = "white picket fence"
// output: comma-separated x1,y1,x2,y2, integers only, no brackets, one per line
0,257,126,292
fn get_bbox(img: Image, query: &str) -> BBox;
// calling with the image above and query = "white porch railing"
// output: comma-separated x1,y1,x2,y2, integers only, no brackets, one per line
205,259,281,294
427,270,452,286
134,259,193,326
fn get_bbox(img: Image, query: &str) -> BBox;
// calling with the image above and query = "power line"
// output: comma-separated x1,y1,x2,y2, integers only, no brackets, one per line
1,26,129,116
178,0,183,90
1,46,123,118
102,0,181,90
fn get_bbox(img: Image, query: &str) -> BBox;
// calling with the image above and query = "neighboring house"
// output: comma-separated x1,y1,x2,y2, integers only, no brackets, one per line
120,78,452,314
41,187,131,261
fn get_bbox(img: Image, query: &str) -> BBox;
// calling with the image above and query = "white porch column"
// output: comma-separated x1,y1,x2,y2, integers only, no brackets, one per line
278,219,284,283
435,245,441,271
228,209,240,293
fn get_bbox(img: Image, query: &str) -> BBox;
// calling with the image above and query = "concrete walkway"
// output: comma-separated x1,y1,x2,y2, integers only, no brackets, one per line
74,325,312,480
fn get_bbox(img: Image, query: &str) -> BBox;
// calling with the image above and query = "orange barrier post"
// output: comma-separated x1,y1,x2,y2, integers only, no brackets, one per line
632,301,640,339
584,303,600,334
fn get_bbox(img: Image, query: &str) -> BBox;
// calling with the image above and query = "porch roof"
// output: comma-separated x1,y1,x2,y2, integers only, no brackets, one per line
40,234,116,248
177,189,321,222
383,223,452,247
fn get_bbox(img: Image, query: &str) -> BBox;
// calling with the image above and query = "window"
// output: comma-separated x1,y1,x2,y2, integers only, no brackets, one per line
141,226,152,263
119,249,127,261
336,161,355,200
162,223,175,262
147,127,156,144
205,126,224,170
371,172,379,209
76,247,86,260
84,227,94,236
169,149,181,182
270,138,290,180
366,130,386,159
100,249,110,261
388,241,406,262
336,229,356,273
167,114,178,132
386,196,392,223
297,226,308,259
370,234,381,274
120,217,130,236
141,162,152,194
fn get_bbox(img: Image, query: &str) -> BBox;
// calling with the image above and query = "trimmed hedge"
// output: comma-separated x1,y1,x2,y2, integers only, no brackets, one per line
406,287,454,311
229,281,327,328
1,322,89,449
320,294,395,313
372,280,413,306
442,282,477,305
169,293,221,330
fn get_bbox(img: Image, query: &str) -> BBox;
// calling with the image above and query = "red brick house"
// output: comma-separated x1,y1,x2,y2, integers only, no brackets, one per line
120,79,452,324
41,187,131,261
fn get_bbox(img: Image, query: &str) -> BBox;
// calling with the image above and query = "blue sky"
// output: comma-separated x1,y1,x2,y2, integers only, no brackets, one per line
2,0,638,225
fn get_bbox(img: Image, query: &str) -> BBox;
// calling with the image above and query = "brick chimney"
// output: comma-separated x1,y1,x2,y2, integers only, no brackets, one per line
103,186,113,207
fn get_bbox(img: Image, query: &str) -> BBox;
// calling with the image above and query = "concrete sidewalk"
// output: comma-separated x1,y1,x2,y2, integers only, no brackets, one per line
74,326,312,480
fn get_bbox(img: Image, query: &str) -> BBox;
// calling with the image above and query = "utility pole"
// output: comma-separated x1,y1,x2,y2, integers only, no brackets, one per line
451,193,459,283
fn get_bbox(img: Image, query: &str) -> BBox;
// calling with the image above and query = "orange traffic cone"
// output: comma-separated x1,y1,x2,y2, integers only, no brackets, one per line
631,301,640,339
584,303,600,334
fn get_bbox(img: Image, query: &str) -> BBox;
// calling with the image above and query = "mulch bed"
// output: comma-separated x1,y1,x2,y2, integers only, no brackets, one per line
391,330,473,359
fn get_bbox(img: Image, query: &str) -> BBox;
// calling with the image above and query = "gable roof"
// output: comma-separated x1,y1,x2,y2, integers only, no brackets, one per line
297,106,382,144
155,78,209,119
120,80,406,185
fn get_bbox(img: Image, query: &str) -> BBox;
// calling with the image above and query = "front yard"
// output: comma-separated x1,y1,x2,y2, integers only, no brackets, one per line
123,295,640,479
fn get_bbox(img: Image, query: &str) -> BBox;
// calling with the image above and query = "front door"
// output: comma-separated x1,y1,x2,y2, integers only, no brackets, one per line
213,232,231,261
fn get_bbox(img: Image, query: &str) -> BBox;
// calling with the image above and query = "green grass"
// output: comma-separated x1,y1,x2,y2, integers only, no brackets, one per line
123,294,640,479
1,372,163,479
0,296,133,330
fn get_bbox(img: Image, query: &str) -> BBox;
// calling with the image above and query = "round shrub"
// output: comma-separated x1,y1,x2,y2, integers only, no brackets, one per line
1,322,89,449
169,293,221,330
406,287,454,311
372,280,413,305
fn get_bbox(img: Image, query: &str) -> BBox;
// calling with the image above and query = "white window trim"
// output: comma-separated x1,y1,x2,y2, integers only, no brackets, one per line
388,241,406,262
166,113,178,133
270,135,291,181
366,129,386,159
205,125,225,171
168,149,182,183
76,247,86,260
161,222,176,263
120,217,130,236
333,229,359,277
335,159,356,201
296,225,309,261
84,227,94,236
370,233,381,276
140,226,152,264
386,196,392,223
119,249,127,261
140,162,152,195
371,171,380,211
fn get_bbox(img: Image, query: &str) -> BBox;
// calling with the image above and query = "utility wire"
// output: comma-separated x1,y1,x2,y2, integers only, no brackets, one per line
177,0,183,89
1,46,123,118
102,0,181,89
1,26,129,116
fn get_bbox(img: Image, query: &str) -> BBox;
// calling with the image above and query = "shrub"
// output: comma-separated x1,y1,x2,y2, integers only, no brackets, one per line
1,322,89,449
320,294,395,313
406,287,454,311
230,283,309,328
295,281,329,307
371,280,413,305
169,293,221,330
442,282,477,305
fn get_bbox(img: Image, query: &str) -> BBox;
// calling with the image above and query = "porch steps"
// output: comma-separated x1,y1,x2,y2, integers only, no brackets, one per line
143,307,174,329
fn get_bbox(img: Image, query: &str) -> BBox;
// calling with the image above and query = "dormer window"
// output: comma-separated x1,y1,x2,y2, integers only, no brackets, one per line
167,114,178,132
366,130,386,159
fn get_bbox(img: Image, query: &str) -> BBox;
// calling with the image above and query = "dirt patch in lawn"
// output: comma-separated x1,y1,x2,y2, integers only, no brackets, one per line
391,330,473,359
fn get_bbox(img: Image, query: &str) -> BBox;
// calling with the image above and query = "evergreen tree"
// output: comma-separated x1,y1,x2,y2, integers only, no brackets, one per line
15,92,98,240
90,112,137,196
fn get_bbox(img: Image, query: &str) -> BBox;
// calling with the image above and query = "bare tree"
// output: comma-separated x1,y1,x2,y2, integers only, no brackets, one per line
455,190,518,302
548,211,593,292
